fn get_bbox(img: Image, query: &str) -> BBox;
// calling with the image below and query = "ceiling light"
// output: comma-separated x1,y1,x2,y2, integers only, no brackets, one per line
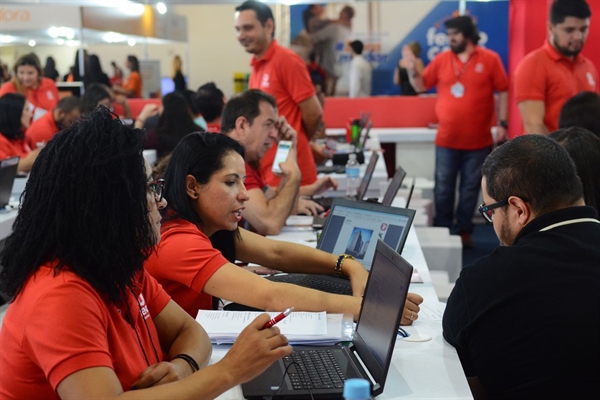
48,26,75,40
56,38,65,45
0,35,14,44
128,38,137,47
66,40,78,47
156,2,167,15
103,31,126,43
28,40,36,47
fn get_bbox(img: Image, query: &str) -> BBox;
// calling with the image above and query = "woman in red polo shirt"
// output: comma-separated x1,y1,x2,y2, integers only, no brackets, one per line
0,93,41,172
0,53,59,121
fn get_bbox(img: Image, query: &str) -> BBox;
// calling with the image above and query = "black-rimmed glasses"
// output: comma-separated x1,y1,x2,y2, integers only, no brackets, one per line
478,199,508,223
147,179,165,202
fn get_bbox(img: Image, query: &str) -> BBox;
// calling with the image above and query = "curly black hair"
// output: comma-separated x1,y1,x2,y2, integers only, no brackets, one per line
0,106,156,304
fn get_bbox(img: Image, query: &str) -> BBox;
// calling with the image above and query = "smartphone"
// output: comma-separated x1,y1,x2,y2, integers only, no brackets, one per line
271,140,292,174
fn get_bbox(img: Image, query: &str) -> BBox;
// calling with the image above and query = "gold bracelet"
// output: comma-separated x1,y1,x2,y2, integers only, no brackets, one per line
335,254,355,276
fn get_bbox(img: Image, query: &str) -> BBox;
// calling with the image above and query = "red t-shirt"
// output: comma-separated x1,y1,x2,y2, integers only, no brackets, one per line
144,218,229,317
0,77,59,114
244,160,266,191
249,40,318,187
514,41,599,133
25,109,58,148
207,122,221,133
422,47,508,150
0,132,30,160
0,265,169,399
123,71,142,98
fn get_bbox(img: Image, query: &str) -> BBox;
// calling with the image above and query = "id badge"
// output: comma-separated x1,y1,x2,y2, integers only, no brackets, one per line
450,82,465,98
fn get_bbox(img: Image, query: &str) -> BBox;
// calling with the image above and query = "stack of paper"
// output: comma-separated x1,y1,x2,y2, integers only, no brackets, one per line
196,310,351,346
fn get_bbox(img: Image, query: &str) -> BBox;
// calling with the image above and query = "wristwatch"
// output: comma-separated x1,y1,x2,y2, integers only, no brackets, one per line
498,120,509,129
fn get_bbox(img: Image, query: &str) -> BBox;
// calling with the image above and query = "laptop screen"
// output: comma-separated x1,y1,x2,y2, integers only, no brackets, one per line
381,165,406,206
0,156,19,208
353,240,413,395
318,200,414,270
355,151,379,201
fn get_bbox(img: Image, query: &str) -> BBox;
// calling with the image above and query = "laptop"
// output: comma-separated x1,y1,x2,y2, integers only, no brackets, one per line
267,198,416,295
404,176,416,208
242,239,413,399
0,156,19,209
313,151,380,211
365,165,407,207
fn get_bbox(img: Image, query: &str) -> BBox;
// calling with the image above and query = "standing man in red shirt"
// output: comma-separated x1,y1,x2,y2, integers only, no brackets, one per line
234,0,323,187
514,0,598,135
404,16,508,247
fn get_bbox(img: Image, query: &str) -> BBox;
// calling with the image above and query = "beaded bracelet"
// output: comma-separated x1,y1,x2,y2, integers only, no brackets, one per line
172,353,199,373
335,254,355,276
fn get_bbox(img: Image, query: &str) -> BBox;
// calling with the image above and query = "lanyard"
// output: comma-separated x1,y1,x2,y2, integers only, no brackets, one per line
452,55,473,82
539,218,600,232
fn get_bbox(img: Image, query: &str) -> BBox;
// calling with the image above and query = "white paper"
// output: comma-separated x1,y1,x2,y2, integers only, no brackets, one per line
196,310,327,335
417,301,446,321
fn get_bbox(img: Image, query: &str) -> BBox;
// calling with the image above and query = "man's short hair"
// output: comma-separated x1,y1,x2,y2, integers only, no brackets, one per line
56,96,81,113
550,0,592,25
194,82,225,122
445,15,481,44
559,91,600,137
482,134,583,216
349,40,364,55
221,89,277,134
236,0,275,38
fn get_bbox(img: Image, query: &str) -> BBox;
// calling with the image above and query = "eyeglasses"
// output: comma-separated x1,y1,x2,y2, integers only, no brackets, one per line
147,179,165,202
478,199,508,223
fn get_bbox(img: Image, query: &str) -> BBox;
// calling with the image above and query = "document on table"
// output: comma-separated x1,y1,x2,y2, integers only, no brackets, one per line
417,301,446,321
196,310,351,345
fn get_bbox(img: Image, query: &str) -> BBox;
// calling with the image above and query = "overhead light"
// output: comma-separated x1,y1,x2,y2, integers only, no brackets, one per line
56,38,65,45
156,2,167,15
66,40,78,47
28,40,36,47
128,38,137,47
122,2,145,16
48,26,75,40
0,35,14,44
103,31,126,43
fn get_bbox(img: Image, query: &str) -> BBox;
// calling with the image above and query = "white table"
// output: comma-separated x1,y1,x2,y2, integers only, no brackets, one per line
211,215,473,400
327,128,438,181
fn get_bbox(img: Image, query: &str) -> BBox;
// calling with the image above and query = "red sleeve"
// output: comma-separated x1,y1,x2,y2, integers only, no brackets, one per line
514,54,547,102
279,53,316,105
140,269,171,318
23,281,113,390
244,161,265,191
0,81,17,97
490,52,509,92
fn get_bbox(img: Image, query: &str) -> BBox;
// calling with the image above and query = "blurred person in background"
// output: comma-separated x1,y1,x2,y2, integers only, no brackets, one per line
0,93,42,172
394,41,424,96
84,54,111,88
26,96,81,148
113,55,142,98
194,82,225,132
0,53,59,120
172,55,187,92
80,83,132,120
43,56,59,82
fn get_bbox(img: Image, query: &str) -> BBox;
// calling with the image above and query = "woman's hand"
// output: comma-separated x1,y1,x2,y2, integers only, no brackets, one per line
400,293,424,325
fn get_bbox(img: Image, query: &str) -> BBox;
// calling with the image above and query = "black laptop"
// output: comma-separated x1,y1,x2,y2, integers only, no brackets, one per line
313,151,380,211
0,156,19,209
242,239,413,399
267,198,416,295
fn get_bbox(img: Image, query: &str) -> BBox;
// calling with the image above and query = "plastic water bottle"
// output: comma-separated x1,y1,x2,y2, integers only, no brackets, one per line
345,153,360,197
343,378,370,400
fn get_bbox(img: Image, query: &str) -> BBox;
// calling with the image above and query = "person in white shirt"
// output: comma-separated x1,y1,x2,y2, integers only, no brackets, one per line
348,40,372,98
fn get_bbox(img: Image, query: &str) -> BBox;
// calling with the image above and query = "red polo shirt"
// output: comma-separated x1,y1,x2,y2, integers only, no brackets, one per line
249,40,318,187
0,77,59,115
514,41,599,133
244,161,266,191
422,47,508,150
26,109,58,148
0,133,30,161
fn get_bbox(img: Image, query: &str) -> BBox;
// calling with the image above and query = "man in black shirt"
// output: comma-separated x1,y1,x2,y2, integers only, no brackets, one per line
443,134,600,399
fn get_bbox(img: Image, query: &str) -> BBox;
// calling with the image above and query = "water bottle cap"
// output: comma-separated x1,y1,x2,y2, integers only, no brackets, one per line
343,378,370,399
349,153,357,160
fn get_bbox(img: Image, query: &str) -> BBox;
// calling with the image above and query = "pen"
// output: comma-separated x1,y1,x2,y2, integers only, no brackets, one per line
263,307,294,329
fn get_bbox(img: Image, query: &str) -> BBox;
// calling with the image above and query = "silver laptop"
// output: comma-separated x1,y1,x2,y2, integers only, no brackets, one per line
242,239,413,399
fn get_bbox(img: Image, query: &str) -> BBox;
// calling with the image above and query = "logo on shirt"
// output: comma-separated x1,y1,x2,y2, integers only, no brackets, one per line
475,63,484,73
587,72,596,88
138,293,150,320
261,73,270,88
46,90,54,100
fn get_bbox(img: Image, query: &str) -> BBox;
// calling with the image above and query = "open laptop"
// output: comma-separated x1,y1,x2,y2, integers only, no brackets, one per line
404,176,416,208
242,239,413,399
267,198,415,295
0,156,19,209
313,151,379,211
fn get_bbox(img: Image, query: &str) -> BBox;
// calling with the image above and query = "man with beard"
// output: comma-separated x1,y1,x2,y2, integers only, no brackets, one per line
404,15,508,248
442,134,600,399
222,89,335,235
234,1,323,188
515,0,598,135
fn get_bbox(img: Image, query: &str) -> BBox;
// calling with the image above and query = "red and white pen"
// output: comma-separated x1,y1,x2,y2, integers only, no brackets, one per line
263,307,294,329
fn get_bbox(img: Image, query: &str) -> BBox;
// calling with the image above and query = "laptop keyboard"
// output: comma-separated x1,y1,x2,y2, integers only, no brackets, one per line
266,274,352,295
284,349,346,390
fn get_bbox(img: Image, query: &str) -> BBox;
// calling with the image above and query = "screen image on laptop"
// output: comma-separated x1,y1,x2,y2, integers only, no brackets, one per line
318,199,414,270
